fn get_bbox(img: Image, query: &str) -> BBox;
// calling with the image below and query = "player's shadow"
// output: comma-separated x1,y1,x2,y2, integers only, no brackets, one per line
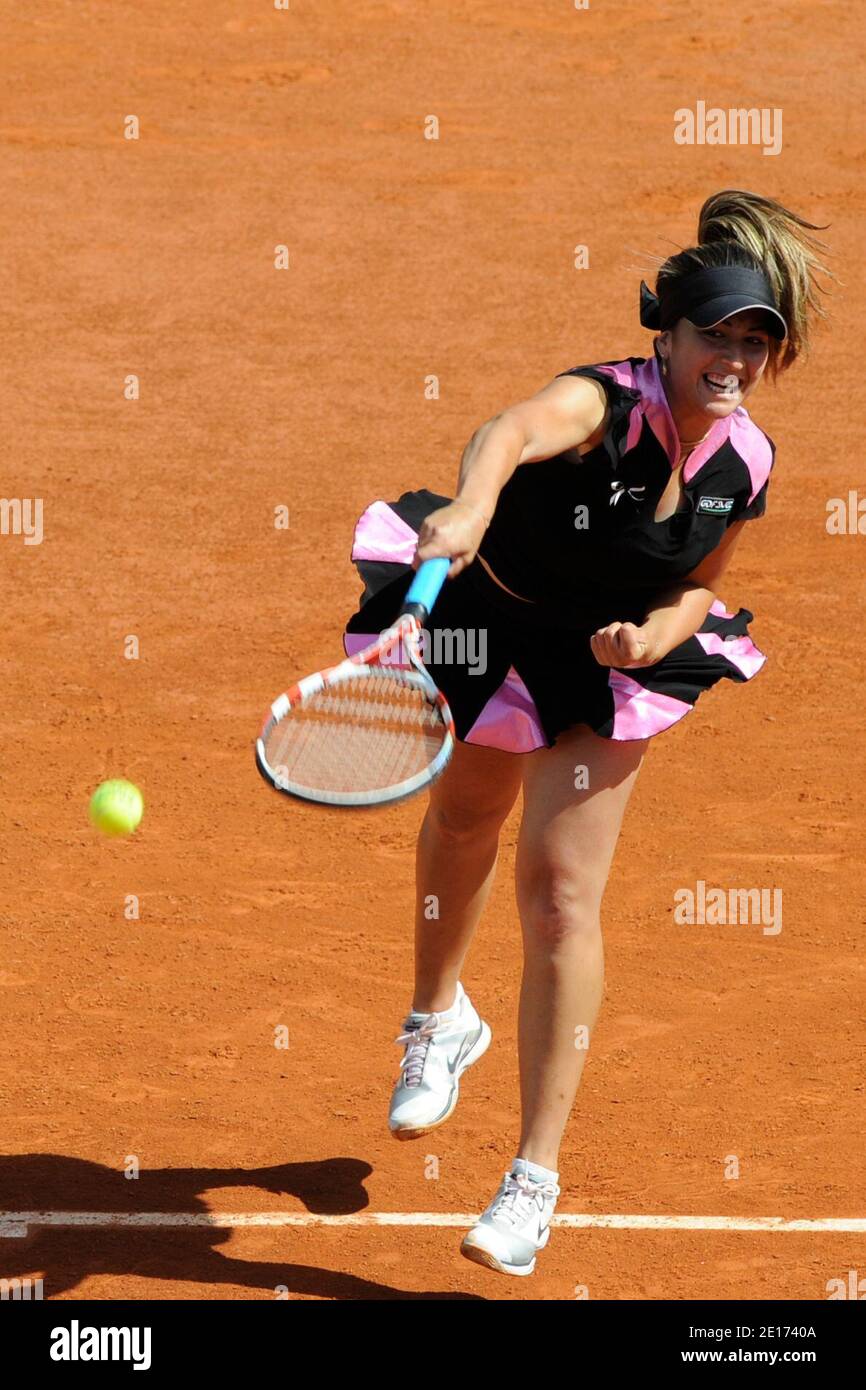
0,1154,483,1300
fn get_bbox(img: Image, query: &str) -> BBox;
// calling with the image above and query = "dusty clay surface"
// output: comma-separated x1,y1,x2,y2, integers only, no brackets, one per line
1,1,862,1299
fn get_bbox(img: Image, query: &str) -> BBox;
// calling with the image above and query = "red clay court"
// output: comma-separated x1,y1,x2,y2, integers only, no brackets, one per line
1,0,863,1299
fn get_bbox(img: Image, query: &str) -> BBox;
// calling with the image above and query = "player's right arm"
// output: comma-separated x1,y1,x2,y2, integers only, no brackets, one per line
415,375,609,577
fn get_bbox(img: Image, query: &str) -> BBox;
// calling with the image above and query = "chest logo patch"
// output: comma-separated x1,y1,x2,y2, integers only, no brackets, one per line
697,496,735,515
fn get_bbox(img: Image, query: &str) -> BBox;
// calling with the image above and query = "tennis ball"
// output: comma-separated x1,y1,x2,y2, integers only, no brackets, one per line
88,779,144,837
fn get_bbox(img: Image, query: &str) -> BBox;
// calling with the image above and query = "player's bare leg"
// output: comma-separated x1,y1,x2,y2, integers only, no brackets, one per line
412,738,523,1013
514,724,648,1170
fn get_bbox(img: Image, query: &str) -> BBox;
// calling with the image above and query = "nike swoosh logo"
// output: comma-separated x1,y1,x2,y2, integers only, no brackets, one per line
446,1028,481,1075
519,1202,548,1246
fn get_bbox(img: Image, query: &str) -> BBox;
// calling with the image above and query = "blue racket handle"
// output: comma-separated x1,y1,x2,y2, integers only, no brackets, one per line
400,556,451,622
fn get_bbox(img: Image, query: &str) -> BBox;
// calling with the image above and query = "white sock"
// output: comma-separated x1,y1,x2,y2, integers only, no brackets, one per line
408,980,464,1024
512,1156,559,1185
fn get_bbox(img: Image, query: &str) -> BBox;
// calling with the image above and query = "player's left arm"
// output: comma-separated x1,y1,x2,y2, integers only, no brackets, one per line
590,520,747,668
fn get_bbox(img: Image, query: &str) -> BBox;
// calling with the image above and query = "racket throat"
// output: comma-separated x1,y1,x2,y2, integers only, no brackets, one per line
399,599,431,626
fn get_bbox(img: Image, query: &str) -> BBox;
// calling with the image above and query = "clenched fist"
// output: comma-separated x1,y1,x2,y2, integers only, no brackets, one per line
590,621,658,669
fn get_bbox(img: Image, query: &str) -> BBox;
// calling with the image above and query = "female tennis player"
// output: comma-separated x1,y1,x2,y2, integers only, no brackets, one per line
344,189,830,1277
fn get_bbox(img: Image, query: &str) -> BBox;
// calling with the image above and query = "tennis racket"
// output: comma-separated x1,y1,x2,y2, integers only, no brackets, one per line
255,557,456,807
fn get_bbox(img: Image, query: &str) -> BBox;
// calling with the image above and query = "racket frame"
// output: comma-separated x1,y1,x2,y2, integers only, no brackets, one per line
256,559,457,807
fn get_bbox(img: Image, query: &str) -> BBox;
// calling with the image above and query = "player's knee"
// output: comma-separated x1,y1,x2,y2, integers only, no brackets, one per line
519,872,602,946
426,794,513,843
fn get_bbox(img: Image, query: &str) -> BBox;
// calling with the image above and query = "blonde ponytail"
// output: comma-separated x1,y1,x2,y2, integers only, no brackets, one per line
649,190,835,378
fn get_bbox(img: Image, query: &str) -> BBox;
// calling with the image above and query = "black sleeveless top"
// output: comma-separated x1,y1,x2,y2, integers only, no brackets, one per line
477,354,775,628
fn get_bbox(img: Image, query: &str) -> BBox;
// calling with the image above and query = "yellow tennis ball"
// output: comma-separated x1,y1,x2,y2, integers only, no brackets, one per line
88,779,144,837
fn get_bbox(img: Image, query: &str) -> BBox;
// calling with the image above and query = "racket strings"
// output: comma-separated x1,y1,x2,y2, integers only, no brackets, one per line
263,670,448,797
295,685,444,730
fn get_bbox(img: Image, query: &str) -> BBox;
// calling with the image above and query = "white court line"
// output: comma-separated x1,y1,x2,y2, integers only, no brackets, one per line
1,1212,864,1236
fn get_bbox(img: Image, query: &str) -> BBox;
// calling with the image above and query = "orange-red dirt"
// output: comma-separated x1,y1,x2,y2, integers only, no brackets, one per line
1,1,863,1299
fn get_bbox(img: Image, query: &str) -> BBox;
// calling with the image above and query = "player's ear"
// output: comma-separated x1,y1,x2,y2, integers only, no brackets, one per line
653,332,670,367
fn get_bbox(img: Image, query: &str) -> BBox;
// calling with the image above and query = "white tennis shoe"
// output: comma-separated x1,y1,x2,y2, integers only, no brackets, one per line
460,1161,561,1276
388,982,491,1140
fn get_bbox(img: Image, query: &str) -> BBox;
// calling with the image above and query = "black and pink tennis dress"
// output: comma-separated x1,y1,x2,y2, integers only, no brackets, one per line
343,354,774,752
